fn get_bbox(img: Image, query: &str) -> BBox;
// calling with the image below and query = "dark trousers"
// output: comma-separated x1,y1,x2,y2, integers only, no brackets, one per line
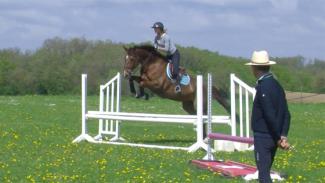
167,49,180,79
254,136,277,183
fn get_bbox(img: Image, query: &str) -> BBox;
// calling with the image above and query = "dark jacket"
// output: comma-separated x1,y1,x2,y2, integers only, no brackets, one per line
251,73,291,142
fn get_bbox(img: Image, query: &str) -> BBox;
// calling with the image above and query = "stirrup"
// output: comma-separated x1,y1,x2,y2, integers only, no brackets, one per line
175,85,181,93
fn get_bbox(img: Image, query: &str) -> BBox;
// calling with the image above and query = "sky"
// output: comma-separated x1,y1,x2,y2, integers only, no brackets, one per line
0,0,325,60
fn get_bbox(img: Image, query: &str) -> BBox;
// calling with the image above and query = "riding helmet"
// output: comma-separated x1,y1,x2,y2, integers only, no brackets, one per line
151,22,164,29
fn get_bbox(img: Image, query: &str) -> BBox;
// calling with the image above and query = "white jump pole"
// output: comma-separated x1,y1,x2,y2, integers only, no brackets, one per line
230,74,236,136
94,85,105,140
73,74,94,143
188,75,208,152
203,73,215,160
110,72,123,141
94,73,124,141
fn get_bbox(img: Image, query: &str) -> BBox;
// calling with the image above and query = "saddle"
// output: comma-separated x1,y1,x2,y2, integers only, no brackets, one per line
166,63,190,85
168,63,186,75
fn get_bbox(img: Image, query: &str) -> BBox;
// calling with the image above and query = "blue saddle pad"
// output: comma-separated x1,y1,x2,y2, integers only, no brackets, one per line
166,63,190,85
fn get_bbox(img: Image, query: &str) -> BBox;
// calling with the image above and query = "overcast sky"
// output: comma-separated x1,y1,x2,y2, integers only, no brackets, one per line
0,0,324,60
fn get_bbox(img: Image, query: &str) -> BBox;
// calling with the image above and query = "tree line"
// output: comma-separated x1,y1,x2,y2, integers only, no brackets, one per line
0,37,324,95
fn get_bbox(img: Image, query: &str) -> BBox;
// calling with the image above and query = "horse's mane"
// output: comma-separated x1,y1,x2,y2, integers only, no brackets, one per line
132,45,166,60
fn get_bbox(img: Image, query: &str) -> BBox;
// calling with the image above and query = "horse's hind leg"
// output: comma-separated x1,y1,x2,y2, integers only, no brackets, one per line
212,86,241,123
182,101,196,115
212,86,231,114
182,101,208,138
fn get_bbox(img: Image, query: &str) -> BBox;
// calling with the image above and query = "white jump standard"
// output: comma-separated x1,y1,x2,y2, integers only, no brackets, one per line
73,72,255,152
73,73,215,152
191,74,284,181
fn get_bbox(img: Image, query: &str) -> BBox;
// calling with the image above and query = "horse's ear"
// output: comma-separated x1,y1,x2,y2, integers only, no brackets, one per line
123,46,128,52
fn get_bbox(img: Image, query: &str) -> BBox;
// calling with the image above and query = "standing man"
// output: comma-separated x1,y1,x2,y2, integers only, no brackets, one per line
246,50,291,183
128,78,149,100
151,22,181,93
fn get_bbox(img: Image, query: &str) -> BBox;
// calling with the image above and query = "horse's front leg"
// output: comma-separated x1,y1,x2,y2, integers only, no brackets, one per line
139,75,156,87
129,75,152,88
129,75,142,83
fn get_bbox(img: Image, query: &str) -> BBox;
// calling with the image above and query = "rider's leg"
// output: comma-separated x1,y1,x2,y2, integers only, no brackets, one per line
171,50,181,93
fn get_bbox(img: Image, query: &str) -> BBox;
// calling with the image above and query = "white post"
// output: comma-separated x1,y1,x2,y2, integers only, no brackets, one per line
188,75,208,152
196,75,203,142
203,73,215,160
239,86,243,137
229,74,256,151
245,90,250,137
110,83,115,132
72,74,94,143
81,74,87,135
230,74,236,136
110,72,124,141
94,85,105,140
115,72,122,140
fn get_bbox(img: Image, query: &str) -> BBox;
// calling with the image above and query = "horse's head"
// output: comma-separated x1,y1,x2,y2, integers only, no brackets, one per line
123,45,163,79
123,46,141,79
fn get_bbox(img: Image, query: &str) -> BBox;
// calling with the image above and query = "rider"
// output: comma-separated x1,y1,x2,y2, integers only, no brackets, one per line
152,22,181,93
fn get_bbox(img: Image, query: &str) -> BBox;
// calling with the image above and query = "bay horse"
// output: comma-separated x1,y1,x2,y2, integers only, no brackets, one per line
123,45,231,135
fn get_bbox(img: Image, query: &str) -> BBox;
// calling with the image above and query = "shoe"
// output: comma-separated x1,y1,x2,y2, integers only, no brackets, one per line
135,93,149,100
175,85,181,93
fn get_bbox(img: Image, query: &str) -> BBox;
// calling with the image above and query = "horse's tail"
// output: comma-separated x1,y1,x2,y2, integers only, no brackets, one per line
212,86,231,114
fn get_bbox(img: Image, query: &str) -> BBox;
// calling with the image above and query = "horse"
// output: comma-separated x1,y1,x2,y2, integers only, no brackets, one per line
123,45,231,135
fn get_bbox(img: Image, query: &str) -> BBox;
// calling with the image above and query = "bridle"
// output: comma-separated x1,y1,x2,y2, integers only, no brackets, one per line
123,48,153,78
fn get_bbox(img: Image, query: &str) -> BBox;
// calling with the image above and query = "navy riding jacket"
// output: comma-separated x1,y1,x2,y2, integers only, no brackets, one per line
251,73,291,142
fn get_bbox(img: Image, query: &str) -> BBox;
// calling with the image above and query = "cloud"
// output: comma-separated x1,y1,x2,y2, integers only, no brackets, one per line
312,16,325,30
269,0,298,12
186,0,260,6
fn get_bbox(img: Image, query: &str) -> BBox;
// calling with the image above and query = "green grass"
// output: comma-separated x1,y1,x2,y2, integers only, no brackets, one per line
0,96,324,182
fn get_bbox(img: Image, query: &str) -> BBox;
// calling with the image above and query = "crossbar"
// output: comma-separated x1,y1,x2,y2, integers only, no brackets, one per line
208,133,254,144
87,111,230,124
91,141,189,151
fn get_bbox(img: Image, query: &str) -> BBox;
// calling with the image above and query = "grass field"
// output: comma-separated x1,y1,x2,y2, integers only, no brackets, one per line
0,95,324,182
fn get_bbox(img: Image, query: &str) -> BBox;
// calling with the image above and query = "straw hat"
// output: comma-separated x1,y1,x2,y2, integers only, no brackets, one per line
245,50,276,65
